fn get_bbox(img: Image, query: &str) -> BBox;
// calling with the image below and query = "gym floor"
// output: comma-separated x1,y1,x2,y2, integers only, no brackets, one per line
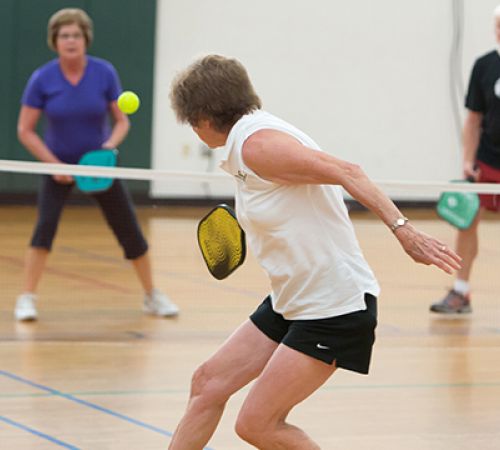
0,206,499,450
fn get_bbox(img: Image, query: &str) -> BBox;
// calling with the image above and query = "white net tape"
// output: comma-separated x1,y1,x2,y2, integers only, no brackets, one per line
2,159,500,200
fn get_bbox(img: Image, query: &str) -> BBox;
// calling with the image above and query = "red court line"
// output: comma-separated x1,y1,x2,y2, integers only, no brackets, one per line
0,254,136,294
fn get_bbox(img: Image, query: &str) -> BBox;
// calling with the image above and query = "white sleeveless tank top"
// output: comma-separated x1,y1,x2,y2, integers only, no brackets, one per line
220,110,380,320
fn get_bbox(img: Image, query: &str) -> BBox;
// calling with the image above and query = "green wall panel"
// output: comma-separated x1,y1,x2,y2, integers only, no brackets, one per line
0,0,156,193
0,0,16,191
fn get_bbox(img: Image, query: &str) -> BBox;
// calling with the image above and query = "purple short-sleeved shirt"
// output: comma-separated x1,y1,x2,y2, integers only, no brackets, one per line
22,56,122,164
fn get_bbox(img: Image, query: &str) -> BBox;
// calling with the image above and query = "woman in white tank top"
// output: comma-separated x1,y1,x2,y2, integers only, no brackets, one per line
167,54,461,450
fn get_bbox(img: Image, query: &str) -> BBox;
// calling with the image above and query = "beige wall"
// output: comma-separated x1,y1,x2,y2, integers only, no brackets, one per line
151,1,500,197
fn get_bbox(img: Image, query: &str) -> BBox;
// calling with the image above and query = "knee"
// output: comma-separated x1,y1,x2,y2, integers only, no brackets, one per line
31,219,59,249
189,362,232,407
35,218,58,235
116,230,147,260
235,408,267,447
234,418,255,446
125,243,148,260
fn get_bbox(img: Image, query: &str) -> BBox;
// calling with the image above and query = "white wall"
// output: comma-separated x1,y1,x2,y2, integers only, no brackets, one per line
151,0,500,197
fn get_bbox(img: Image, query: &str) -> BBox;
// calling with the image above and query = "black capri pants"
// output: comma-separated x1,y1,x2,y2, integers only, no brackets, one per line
30,175,148,260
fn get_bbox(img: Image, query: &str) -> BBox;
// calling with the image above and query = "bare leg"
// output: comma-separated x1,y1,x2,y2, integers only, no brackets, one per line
168,320,279,450
22,247,49,293
131,252,154,294
235,345,337,450
455,208,483,282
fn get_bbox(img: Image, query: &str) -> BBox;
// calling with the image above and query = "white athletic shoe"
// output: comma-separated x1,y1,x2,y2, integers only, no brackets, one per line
143,289,179,317
14,293,38,321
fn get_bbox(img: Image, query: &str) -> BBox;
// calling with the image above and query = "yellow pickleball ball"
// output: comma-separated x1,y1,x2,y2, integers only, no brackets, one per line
118,91,140,114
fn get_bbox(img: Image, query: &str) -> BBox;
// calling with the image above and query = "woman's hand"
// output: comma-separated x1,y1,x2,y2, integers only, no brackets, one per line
463,161,480,182
51,162,73,184
394,223,461,274
52,173,74,184
101,140,116,150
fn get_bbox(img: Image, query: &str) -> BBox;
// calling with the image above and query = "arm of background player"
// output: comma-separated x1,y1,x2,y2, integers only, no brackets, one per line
462,110,483,180
18,105,61,163
242,128,461,274
17,105,73,183
102,101,130,149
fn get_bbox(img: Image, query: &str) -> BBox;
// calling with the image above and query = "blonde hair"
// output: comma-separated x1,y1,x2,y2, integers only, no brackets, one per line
47,8,93,51
170,55,262,132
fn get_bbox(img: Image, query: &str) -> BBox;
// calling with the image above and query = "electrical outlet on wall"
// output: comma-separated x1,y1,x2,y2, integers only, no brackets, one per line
182,142,191,157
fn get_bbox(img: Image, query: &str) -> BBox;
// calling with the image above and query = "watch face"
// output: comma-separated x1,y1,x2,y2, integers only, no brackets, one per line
391,218,407,232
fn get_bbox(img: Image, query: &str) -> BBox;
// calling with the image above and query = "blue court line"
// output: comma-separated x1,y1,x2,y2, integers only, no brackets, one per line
0,415,82,449
0,369,215,450
0,389,190,398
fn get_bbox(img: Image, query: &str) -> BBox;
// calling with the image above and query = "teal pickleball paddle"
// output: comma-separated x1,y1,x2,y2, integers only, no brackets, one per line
74,149,118,193
437,178,480,230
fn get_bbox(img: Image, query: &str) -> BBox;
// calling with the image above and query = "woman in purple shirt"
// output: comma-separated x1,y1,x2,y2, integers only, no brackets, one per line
14,8,178,321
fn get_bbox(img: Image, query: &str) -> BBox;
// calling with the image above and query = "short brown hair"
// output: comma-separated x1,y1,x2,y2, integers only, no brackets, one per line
170,55,262,132
47,8,93,51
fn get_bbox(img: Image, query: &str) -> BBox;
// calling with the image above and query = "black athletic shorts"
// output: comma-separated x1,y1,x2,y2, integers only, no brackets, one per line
249,293,377,374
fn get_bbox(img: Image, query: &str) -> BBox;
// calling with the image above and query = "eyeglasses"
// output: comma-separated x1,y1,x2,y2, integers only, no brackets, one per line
58,33,84,40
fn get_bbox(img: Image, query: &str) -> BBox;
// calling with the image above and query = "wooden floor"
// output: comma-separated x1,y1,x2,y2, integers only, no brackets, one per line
0,205,499,450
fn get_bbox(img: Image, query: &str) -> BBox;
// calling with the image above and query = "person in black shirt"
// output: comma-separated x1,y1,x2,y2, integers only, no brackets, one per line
431,5,500,313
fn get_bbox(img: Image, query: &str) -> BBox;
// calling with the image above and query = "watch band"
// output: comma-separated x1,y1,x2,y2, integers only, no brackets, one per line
391,217,408,233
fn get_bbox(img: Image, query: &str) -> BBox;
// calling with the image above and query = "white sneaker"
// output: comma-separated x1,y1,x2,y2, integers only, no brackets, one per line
143,289,179,317
14,293,38,321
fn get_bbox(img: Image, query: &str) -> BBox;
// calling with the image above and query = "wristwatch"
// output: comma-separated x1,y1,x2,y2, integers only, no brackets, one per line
390,217,408,233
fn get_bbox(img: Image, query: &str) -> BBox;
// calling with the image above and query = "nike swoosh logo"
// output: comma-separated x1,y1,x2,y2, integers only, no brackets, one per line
316,343,330,350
